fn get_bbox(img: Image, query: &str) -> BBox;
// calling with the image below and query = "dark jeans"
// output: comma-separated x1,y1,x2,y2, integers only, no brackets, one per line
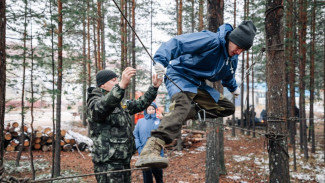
142,168,163,183
93,162,131,183
151,89,235,144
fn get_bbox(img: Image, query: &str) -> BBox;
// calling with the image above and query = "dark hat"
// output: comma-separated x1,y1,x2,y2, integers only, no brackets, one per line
96,70,118,87
229,21,256,50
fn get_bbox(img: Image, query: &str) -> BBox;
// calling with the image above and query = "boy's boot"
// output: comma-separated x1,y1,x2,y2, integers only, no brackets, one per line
135,137,168,168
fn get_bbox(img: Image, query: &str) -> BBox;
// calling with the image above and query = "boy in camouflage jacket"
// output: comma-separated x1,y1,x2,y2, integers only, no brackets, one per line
87,67,163,183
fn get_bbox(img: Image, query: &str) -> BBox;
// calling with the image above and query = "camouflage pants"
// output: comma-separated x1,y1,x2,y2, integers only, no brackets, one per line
93,162,131,183
151,89,235,144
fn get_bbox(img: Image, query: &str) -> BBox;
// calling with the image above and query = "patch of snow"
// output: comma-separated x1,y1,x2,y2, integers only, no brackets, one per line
233,155,251,162
291,172,314,181
227,175,241,181
195,146,206,152
227,137,241,141
173,151,184,157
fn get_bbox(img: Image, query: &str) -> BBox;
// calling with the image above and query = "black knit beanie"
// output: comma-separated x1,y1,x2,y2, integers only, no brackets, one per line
96,70,118,87
229,21,256,50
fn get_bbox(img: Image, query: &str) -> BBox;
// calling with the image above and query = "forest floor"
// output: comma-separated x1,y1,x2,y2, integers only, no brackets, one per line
2,121,325,183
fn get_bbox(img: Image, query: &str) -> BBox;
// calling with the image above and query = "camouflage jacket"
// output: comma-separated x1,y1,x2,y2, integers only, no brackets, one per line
87,84,158,164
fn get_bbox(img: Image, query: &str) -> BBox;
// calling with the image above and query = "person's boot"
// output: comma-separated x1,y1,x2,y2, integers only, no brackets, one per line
135,137,169,168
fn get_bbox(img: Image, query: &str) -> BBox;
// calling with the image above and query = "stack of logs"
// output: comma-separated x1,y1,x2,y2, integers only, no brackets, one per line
3,122,86,152
165,128,206,150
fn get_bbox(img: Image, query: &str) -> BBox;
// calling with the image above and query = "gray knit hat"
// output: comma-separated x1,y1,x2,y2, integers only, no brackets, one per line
96,70,118,87
229,21,256,50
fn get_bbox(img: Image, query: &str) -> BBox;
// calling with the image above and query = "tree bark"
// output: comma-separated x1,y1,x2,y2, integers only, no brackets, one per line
16,0,28,167
87,0,91,87
54,0,63,177
29,17,35,179
265,0,290,182
0,0,6,169
92,0,98,73
177,0,182,35
101,2,105,70
246,0,250,136
97,0,101,71
298,0,308,160
309,0,316,153
82,1,87,127
198,0,203,31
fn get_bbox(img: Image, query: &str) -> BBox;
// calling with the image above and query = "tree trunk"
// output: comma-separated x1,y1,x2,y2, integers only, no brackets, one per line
87,0,91,87
82,1,87,127
198,0,203,31
265,0,289,182
92,0,98,73
101,2,105,70
49,0,56,177
120,0,125,73
97,0,101,71
54,0,63,177
323,18,325,163
206,1,224,181
177,0,182,35
191,0,194,33
0,0,6,169
29,18,35,179
233,0,236,28
205,119,218,183
298,0,308,160
252,51,255,138
132,0,136,100
16,0,28,167
309,0,316,153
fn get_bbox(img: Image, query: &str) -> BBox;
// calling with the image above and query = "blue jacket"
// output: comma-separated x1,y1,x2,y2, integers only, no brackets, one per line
154,24,238,103
133,103,164,156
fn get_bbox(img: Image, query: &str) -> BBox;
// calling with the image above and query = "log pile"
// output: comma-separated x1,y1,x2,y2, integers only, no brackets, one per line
3,122,91,152
165,128,206,150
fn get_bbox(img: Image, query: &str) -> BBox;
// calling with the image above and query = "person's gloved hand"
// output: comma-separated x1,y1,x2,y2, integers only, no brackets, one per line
231,88,240,98
154,62,165,79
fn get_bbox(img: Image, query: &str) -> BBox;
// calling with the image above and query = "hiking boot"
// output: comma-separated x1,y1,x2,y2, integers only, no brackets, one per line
135,137,169,169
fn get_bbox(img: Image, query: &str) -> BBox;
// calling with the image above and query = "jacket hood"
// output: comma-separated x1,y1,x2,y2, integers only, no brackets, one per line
87,87,103,103
144,102,157,119
217,23,235,58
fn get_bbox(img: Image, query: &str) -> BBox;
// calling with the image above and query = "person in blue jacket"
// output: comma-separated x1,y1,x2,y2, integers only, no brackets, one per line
135,21,256,169
134,103,163,183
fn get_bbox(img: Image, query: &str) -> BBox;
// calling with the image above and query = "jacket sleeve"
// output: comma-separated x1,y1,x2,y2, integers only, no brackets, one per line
133,122,141,149
127,86,158,115
222,73,237,92
87,85,124,123
154,31,220,67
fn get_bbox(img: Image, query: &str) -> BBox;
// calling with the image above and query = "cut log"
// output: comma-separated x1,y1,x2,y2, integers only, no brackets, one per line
23,125,28,132
46,138,53,144
6,145,15,152
64,138,71,144
43,127,51,135
24,139,30,147
60,140,65,146
48,145,53,152
12,122,19,128
61,130,67,137
5,132,12,141
69,139,76,145
42,145,49,152
34,143,41,150
35,137,41,144
62,144,72,152
35,131,42,138
10,139,19,147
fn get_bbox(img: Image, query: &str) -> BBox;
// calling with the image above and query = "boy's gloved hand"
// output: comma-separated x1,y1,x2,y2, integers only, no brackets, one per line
154,62,165,79
232,88,240,98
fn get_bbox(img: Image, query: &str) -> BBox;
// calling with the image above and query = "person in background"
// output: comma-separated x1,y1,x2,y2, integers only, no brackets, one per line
134,103,164,183
87,67,163,183
135,21,256,169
